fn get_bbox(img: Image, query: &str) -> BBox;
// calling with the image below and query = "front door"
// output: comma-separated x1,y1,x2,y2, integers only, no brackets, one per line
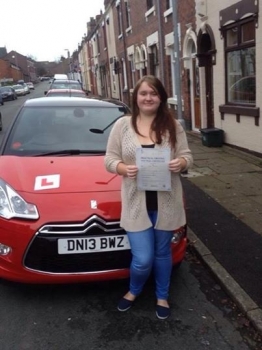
193,58,201,129
196,25,216,129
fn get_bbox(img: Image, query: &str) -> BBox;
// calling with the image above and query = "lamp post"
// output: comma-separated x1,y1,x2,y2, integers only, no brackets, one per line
171,0,185,129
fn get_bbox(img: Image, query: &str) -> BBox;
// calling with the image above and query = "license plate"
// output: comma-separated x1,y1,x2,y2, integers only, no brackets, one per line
58,235,130,254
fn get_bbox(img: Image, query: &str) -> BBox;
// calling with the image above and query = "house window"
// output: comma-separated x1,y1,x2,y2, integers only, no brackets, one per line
166,0,172,10
151,44,159,77
147,0,153,11
102,23,107,49
96,33,101,55
225,19,256,105
125,1,131,28
129,55,135,88
117,4,123,36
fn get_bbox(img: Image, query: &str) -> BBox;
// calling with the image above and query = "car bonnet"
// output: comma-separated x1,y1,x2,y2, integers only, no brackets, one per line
0,155,121,193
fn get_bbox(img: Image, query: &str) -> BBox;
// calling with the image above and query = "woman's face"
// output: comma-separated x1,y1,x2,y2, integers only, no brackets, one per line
136,82,161,115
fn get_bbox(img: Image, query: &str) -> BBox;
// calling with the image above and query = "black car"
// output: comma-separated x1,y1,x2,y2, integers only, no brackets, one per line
0,92,4,105
0,86,17,101
45,79,84,95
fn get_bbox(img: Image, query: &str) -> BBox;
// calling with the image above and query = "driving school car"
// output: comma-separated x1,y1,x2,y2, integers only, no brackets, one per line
0,97,187,284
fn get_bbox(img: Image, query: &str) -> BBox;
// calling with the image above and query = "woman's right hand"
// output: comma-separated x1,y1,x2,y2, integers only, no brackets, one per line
126,165,138,179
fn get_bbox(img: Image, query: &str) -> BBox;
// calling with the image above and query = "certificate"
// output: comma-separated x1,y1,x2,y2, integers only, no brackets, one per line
136,147,171,191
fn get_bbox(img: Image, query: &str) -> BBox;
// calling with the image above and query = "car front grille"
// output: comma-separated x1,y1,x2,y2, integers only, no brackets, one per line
24,215,131,274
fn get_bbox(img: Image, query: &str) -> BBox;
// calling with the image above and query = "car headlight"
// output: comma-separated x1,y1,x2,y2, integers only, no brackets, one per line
0,180,39,220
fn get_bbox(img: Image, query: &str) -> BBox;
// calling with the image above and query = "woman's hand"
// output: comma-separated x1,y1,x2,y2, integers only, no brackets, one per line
169,158,186,173
126,165,138,179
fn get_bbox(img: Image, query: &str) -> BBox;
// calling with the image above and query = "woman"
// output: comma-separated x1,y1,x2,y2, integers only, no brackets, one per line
104,75,193,320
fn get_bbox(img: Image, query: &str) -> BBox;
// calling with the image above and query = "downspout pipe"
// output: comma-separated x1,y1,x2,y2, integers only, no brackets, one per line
156,0,165,86
172,0,185,129
120,0,130,106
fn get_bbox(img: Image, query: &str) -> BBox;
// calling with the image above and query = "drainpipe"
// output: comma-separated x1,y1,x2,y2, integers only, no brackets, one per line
172,0,185,129
120,0,130,106
156,0,165,85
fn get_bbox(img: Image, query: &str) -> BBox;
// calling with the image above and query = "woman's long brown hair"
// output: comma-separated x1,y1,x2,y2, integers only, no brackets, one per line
131,75,177,149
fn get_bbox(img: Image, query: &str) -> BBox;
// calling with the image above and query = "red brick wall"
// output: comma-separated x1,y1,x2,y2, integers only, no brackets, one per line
0,59,23,83
0,59,10,80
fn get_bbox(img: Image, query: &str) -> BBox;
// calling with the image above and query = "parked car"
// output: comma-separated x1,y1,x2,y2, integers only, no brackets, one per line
18,83,30,95
0,96,187,283
12,84,27,96
26,82,35,90
45,79,83,95
45,89,87,98
0,93,4,105
40,76,50,81
0,86,17,101
53,74,68,80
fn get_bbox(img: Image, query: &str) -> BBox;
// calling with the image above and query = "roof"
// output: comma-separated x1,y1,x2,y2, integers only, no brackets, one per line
23,97,129,109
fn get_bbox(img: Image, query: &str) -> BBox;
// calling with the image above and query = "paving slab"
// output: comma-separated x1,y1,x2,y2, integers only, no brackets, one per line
185,132,262,335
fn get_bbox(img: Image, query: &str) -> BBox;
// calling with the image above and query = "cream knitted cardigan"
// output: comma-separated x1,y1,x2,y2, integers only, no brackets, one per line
104,116,193,232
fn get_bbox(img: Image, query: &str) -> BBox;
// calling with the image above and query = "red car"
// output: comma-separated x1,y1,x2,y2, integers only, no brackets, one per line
0,97,187,284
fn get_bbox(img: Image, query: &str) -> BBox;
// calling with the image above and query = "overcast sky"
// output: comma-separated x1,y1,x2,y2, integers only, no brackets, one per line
0,0,105,61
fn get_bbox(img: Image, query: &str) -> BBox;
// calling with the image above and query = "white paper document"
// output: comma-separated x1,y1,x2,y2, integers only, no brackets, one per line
136,147,171,191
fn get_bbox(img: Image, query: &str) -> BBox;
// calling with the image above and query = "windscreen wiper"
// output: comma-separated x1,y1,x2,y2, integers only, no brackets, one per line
33,149,105,157
89,114,125,134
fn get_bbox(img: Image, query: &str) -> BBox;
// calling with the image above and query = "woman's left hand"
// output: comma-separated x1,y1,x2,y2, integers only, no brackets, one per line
169,158,184,173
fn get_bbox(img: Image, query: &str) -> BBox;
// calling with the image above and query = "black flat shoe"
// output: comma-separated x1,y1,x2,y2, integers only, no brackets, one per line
117,297,133,312
156,305,170,320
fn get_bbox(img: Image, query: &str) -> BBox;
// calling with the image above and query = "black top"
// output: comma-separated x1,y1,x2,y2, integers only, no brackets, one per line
141,144,158,212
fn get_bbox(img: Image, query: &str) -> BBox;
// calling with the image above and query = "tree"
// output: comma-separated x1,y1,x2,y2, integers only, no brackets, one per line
27,54,37,61
36,66,47,76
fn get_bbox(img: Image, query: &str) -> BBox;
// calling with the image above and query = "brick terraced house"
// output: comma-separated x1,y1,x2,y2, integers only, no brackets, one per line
67,0,262,155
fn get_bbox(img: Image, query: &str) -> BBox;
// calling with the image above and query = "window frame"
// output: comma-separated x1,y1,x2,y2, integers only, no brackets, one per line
224,18,256,106
146,0,154,11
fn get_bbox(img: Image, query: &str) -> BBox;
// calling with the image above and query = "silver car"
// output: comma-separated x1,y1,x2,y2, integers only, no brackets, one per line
13,84,27,96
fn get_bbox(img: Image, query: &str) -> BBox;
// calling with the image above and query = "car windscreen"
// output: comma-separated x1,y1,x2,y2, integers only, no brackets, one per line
3,105,127,156
51,81,82,90
47,92,85,97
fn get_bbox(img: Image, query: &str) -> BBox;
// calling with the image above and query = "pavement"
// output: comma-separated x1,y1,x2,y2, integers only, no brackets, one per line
183,131,262,335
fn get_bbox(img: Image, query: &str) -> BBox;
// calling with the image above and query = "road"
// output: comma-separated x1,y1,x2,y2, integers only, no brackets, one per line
0,82,48,142
0,84,261,350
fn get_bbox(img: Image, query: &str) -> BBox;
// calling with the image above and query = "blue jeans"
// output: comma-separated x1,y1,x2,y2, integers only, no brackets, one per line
126,211,173,300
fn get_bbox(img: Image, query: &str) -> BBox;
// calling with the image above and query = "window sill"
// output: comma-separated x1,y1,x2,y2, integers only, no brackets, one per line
168,97,184,109
219,104,260,126
163,7,173,22
145,6,155,20
126,26,132,34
